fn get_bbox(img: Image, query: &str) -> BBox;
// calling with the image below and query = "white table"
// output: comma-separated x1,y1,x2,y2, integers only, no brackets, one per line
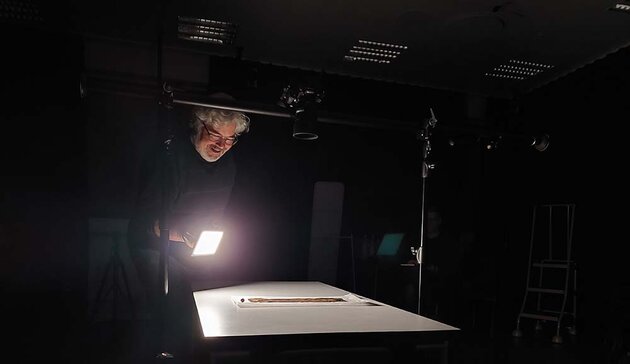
193,281,459,363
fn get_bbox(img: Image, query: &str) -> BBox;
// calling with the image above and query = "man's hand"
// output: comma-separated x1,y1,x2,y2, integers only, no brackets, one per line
152,220,193,248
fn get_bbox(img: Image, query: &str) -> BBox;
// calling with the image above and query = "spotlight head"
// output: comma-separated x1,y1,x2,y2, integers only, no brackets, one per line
278,84,324,140
292,108,319,140
531,133,550,152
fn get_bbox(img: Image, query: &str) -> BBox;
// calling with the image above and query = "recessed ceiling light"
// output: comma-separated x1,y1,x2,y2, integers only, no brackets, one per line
177,16,237,45
343,39,408,64
0,0,43,22
610,3,630,13
485,59,554,81
344,55,390,64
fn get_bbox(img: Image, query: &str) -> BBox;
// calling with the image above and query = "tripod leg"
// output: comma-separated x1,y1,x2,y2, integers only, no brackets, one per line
116,250,136,319
90,256,114,323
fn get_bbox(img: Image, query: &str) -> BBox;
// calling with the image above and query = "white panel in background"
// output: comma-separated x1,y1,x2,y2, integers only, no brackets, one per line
307,181,344,285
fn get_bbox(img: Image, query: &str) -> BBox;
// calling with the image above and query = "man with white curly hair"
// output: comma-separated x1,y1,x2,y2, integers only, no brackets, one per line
126,92,250,362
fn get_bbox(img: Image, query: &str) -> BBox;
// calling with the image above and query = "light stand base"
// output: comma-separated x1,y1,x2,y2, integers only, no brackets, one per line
512,328,523,338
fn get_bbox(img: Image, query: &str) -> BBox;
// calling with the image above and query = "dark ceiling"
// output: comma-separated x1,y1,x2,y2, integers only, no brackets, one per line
51,0,630,99
3,0,630,128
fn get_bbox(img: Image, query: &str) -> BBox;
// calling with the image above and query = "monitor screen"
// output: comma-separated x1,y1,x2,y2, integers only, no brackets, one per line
376,233,404,256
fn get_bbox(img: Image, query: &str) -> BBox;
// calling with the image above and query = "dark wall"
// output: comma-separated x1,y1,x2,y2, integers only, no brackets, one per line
504,46,630,339
1,27,85,292
1,21,87,361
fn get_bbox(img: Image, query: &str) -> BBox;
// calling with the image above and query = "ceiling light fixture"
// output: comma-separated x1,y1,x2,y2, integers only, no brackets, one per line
177,16,237,45
344,39,408,64
0,0,43,23
485,59,554,81
610,3,630,13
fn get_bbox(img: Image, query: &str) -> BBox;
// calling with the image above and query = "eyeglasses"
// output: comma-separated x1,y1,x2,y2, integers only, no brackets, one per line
202,123,238,146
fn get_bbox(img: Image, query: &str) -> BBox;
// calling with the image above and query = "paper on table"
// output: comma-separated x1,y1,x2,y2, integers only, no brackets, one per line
232,293,380,308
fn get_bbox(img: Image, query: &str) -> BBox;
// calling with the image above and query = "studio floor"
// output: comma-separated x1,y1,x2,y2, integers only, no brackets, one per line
75,319,606,364
30,311,615,364
8,289,627,364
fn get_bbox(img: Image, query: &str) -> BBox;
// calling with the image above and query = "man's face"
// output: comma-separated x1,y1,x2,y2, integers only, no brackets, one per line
194,122,238,162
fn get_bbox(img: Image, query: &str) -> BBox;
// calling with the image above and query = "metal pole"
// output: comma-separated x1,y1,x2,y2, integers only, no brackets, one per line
413,108,437,315
173,98,291,118
155,1,175,360
416,176,427,315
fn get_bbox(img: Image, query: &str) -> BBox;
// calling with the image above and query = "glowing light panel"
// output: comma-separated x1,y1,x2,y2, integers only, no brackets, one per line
192,231,223,256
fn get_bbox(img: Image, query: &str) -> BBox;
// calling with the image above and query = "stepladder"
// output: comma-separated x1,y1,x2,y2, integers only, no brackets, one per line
512,203,577,344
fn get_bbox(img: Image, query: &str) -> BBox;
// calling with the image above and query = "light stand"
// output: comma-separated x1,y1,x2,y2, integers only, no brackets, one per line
155,82,176,361
153,1,175,358
410,108,438,315
154,83,226,361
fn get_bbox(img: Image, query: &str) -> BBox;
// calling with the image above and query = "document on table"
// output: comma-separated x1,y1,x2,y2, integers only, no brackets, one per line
232,293,380,308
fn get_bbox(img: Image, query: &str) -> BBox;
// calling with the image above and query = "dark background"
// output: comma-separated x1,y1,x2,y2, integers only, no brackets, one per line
2,10,629,364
